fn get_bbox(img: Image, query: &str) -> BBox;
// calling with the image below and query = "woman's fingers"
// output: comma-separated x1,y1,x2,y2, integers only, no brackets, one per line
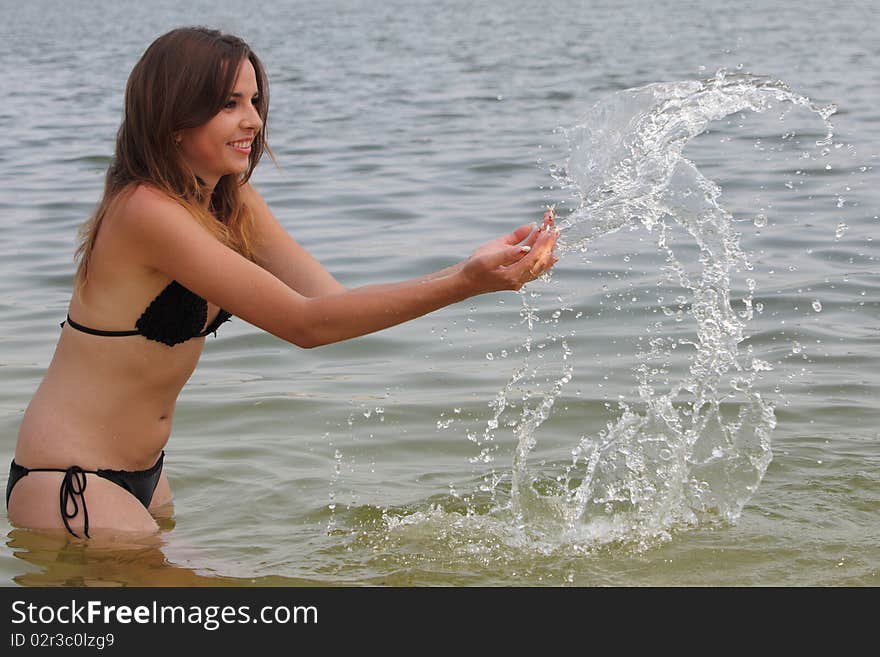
501,207,555,251
505,223,535,245
483,244,533,270
522,213,555,248
514,226,558,279
529,254,553,276
521,228,541,249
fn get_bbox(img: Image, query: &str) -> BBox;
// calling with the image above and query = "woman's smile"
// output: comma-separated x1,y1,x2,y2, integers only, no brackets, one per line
228,139,252,154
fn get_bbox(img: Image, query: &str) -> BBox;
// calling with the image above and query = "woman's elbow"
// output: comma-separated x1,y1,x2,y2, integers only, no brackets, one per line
281,298,343,348
287,328,322,349
283,319,333,349
296,335,327,349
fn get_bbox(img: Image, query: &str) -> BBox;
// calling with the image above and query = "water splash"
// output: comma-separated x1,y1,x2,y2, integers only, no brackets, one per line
486,72,835,548
326,72,836,557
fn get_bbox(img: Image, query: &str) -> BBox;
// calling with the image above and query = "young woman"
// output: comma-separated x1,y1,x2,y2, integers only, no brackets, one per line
6,27,559,538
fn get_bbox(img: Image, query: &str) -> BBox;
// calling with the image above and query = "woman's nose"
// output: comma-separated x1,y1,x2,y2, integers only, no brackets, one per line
242,106,262,131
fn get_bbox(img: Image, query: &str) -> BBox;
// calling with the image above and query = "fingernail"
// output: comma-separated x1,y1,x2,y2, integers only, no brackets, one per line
520,245,531,253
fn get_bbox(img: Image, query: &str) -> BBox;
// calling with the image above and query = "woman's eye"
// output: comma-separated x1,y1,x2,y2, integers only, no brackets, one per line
224,100,236,109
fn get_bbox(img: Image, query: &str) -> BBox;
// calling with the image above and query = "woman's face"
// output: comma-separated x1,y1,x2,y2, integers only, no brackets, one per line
177,58,262,188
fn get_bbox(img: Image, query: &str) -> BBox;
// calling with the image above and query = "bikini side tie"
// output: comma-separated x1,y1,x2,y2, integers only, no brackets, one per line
59,465,90,538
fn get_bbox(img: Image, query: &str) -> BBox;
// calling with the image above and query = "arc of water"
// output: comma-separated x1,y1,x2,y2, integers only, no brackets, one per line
495,72,834,539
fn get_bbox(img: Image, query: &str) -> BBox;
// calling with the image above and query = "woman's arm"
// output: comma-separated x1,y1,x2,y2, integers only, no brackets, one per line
245,183,553,292
120,185,558,348
414,221,547,282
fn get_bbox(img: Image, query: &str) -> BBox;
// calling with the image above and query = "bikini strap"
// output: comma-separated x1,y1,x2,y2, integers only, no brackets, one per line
62,315,140,337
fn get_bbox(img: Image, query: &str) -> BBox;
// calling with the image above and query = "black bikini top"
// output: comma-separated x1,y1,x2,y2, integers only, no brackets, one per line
63,280,232,347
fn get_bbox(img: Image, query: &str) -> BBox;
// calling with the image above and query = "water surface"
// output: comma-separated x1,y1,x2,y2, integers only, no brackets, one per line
1,0,878,585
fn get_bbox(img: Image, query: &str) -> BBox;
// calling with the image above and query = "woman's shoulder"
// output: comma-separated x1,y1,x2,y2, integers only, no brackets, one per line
95,185,205,262
119,183,182,215
107,184,193,231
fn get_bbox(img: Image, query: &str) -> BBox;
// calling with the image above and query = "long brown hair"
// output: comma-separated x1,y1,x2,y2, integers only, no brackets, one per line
75,26,270,287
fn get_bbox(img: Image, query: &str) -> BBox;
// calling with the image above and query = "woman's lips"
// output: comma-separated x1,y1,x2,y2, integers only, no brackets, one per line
228,140,252,154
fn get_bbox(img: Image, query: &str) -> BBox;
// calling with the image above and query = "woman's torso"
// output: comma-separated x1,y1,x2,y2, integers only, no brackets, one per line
15,190,218,470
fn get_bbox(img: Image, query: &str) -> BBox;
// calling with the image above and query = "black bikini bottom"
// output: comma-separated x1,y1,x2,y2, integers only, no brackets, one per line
5,452,165,538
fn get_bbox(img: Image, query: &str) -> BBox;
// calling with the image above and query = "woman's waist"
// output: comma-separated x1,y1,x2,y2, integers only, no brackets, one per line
15,396,172,471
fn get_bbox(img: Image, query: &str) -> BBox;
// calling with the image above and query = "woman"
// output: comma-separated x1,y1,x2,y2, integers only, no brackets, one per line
6,27,559,538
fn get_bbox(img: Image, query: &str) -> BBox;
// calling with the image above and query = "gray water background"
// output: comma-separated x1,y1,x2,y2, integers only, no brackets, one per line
0,0,877,585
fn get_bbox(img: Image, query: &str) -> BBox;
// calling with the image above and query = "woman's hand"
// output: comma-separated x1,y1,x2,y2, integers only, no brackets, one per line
460,208,559,294
469,207,555,259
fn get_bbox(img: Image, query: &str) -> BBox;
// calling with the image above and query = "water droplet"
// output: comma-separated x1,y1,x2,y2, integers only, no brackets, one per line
835,222,847,240
485,352,494,360
812,300,822,312
754,214,767,227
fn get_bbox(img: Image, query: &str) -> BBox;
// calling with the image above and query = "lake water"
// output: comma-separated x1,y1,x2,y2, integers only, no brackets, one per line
1,0,877,586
